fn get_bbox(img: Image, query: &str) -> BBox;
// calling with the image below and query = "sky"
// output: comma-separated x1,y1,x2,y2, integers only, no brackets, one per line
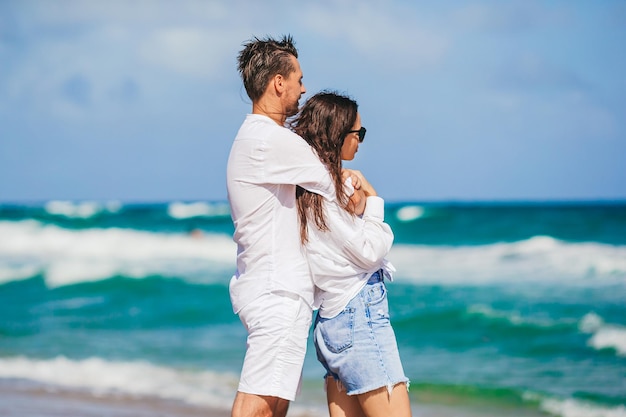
1,0,625,203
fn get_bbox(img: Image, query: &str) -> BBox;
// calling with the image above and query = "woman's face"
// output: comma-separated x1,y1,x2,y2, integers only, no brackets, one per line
341,112,361,161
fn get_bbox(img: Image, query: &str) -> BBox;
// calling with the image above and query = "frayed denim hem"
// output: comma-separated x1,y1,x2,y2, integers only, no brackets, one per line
324,374,410,397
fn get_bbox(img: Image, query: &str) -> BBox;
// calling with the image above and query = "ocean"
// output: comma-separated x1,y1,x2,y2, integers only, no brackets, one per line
0,200,625,416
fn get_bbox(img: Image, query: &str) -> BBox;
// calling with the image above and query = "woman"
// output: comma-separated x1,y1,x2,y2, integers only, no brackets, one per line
292,91,411,417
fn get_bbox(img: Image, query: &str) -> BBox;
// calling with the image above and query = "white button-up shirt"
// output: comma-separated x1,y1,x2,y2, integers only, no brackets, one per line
226,114,335,313
307,186,395,319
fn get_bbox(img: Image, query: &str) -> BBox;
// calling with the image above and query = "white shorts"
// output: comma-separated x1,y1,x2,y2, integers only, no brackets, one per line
237,291,313,401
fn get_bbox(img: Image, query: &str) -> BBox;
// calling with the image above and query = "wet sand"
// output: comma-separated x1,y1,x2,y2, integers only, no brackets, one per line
0,380,549,417
0,382,230,417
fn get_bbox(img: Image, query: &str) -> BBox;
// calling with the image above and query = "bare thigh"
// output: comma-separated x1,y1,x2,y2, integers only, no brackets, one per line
231,391,290,417
357,383,411,417
326,376,365,417
325,377,411,417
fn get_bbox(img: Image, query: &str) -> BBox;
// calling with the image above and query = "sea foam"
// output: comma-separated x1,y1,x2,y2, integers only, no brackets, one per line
44,200,122,219
0,220,236,287
579,313,626,356
466,308,626,357
2,221,625,288
0,356,326,416
536,396,626,417
167,201,230,219
389,235,626,285
0,356,237,410
467,304,575,328
395,205,425,222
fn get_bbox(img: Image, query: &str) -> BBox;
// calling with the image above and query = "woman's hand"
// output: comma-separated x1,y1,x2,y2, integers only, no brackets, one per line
341,169,361,191
344,169,377,197
349,188,367,215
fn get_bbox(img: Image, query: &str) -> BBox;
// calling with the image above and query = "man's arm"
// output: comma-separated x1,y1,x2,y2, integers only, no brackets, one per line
261,131,336,199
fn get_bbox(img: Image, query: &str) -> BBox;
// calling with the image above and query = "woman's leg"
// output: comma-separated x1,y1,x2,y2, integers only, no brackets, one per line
317,275,411,417
356,382,412,417
326,376,366,417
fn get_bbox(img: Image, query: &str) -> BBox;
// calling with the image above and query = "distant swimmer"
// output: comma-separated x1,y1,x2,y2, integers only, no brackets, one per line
187,226,204,239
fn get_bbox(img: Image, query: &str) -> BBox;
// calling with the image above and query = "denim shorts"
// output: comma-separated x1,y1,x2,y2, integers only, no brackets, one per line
313,271,409,395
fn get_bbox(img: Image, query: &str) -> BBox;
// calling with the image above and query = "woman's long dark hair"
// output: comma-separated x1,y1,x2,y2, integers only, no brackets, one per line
291,91,358,244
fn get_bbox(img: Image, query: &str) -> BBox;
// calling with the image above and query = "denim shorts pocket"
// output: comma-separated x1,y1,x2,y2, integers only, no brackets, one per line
319,307,355,354
365,282,387,306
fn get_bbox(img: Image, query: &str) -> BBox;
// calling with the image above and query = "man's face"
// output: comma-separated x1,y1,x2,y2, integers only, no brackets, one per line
283,56,306,117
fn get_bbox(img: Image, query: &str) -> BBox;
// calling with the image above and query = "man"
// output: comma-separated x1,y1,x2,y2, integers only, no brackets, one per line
227,35,352,417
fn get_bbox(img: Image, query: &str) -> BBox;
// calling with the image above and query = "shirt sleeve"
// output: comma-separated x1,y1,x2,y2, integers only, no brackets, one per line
261,129,335,200
334,196,394,271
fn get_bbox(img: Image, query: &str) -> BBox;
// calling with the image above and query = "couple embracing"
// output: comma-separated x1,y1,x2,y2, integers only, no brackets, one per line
226,35,411,417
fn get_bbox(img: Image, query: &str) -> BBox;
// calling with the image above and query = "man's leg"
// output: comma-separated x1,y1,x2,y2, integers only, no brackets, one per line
231,392,290,417
233,292,311,417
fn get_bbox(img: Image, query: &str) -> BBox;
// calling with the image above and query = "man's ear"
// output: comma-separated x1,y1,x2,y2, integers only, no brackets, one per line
273,74,285,94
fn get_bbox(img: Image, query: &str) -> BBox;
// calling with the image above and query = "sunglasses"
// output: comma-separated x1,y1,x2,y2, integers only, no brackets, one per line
347,127,366,143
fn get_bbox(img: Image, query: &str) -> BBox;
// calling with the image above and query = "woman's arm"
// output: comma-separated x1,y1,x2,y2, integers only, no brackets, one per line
349,188,367,215
342,169,373,215
335,171,393,270
341,195,393,270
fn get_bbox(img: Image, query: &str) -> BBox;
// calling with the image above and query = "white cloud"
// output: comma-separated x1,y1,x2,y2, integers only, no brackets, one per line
1,0,625,201
139,27,237,80
0,0,273,110
1,26,143,118
301,1,448,70
0,3,246,120
14,0,230,26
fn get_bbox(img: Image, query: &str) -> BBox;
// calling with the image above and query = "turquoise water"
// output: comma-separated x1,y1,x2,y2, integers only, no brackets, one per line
0,201,625,416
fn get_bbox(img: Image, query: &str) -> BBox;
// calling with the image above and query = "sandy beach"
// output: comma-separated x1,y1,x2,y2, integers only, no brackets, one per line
0,380,552,417
0,381,230,417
